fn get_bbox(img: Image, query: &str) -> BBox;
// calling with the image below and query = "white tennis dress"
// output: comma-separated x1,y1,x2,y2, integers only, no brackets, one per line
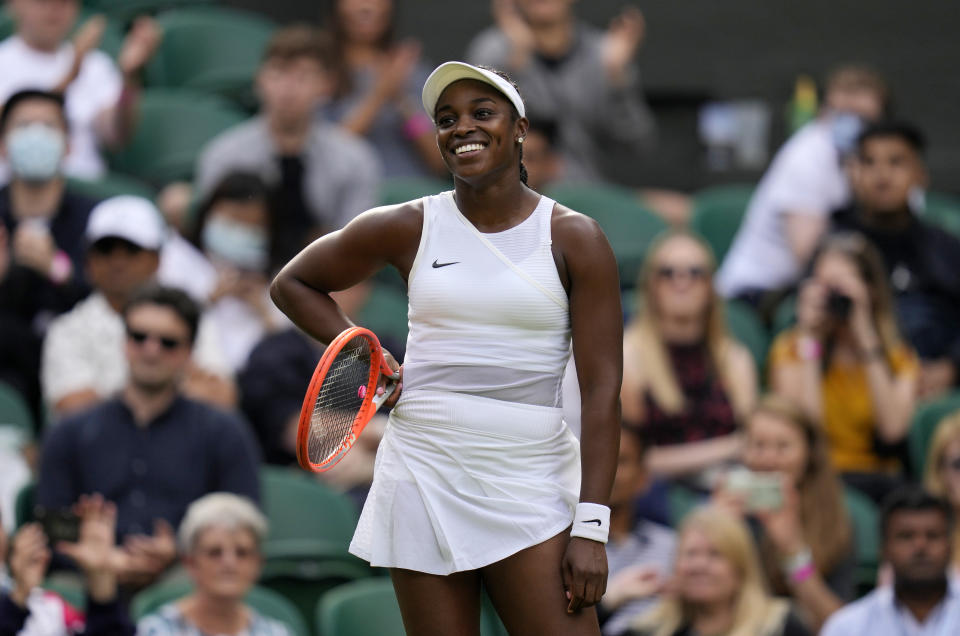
349,191,581,574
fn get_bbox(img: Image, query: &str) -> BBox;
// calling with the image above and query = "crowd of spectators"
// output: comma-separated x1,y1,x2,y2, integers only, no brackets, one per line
1,0,960,634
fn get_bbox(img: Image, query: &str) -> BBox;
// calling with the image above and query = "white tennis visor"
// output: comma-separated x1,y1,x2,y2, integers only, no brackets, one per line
421,61,526,119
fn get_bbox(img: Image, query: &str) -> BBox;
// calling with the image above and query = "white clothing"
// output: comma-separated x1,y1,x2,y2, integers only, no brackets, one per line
0,36,122,182
41,293,229,409
157,232,218,303
0,431,30,534
0,571,79,636
349,192,581,574
208,294,289,373
716,120,851,296
138,602,291,636
821,579,960,636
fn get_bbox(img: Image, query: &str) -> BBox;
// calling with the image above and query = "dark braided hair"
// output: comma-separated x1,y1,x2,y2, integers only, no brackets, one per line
478,66,528,185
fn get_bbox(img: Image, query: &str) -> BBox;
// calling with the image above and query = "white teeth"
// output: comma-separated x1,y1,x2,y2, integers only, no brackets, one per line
455,143,485,155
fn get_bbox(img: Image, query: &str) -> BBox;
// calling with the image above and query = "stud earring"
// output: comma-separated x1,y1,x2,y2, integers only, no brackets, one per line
517,137,525,143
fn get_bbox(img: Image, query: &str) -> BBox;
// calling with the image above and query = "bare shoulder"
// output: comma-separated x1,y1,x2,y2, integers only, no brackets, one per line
349,199,424,239
550,203,606,243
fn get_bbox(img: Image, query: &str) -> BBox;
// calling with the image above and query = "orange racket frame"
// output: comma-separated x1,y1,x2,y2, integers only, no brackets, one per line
296,326,399,473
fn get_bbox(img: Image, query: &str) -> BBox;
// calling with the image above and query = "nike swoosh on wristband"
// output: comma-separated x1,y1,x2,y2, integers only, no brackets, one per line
582,519,602,526
432,259,460,268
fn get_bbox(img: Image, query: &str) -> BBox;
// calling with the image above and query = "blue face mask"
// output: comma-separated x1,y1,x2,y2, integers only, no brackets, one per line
829,111,865,156
6,123,66,182
202,216,269,272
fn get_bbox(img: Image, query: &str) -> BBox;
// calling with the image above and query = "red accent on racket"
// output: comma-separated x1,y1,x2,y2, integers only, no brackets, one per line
296,326,399,473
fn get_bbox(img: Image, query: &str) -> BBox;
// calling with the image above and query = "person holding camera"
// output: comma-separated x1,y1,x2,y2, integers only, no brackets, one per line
768,232,919,504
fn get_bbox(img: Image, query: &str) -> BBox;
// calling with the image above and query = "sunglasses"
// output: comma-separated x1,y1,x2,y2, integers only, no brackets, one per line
90,237,144,256
126,328,185,351
655,265,709,281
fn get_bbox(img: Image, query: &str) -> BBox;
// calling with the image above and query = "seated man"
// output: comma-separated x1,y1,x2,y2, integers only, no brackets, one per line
41,196,233,418
0,0,161,181
195,25,381,267
830,121,960,399
821,487,959,635
717,65,888,306
36,286,260,585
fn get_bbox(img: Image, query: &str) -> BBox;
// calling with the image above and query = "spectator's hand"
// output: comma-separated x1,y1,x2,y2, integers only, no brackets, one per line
492,0,535,65
711,473,747,519
796,278,828,339
829,266,877,350
11,224,55,277
562,536,608,613
8,524,51,608
57,495,122,602
752,480,805,558
603,564,662,610
118,16,163,77
117,519,177,585
374,40,421,100
73,14,108,61
602,6,645,85
919,359,957,400
182,363,238,409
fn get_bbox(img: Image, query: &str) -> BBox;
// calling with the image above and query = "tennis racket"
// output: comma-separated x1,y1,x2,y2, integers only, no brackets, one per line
296,326,400,473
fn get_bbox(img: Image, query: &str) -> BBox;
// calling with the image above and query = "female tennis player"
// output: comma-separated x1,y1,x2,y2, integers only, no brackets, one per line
271,61,622,635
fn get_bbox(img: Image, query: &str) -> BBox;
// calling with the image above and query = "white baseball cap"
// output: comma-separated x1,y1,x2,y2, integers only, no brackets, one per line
86,195,165,251
421,61,526,118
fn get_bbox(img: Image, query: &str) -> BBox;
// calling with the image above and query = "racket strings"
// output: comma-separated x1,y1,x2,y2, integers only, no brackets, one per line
308,339,374,465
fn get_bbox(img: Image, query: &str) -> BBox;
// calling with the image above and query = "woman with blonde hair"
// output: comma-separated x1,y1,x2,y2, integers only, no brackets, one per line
716,395,854,630
628,506,809,636
922,410,960,574
621,230,757,485
769,232,918,504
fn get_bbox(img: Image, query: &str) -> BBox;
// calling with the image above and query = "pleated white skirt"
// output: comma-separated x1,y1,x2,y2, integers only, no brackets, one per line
349,389,581,575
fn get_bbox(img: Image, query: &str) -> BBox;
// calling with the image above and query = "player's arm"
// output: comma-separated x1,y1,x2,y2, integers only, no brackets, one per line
553,206,623,612
270,202,422,345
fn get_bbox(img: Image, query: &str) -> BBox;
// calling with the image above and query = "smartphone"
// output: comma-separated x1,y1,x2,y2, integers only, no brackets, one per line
725,468,783,512
34,506,80,543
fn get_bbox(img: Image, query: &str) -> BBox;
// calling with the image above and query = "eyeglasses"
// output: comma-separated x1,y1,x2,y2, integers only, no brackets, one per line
126,328,185,351
90,237,144,256
655,265,709,281
197,545,258,561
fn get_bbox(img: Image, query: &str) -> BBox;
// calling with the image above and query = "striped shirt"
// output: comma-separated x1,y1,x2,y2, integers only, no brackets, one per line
137,603,291,636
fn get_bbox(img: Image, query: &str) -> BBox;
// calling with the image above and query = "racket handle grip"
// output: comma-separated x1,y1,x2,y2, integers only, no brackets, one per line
372,380,398,410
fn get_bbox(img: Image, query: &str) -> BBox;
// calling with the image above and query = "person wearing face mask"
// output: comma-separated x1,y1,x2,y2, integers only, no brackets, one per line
0,89,98,429
829,122,960,400
717,65,889,314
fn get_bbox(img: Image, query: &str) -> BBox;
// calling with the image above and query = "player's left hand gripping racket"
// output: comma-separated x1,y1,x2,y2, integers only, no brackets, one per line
296,326,400,472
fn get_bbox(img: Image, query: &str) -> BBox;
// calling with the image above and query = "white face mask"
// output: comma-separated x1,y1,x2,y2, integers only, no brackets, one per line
202,216,270,272
6,123,66,182
829,111,865,157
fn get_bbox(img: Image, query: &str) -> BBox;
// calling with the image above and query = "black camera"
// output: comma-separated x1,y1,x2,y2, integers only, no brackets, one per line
826,290,853,320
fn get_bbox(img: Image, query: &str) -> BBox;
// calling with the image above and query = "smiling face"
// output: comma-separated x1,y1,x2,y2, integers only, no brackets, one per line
743,410,810,487
186,525,262,602
674,527,740,606
648,235,713,325
434,79,527,185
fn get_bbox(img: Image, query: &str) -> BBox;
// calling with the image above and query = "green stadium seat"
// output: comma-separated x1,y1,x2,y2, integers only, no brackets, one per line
133,581,310,636
923,191,960,239
545,183,668,288
145,7,276,110
260,466,358,550
83,0,216,22
378,176,452,207
725,300,770,376
0,381,35,443
356,284,409,351
690,184,755,263
67,173,156,202
14,481,34,529
107,88,246,185
908,391,960,480
316,578,403,636
843,487,880,593
667,483,703,527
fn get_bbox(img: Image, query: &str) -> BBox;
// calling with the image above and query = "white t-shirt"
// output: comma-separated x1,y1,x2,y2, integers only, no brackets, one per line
716,120,851,297
0,35,122,182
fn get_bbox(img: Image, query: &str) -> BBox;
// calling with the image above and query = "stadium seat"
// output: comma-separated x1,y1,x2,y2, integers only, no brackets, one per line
260,466,359,550
378,176,452,207
145,7,276,110
545,183,668,288
67,173,156,202
316,578,403,636
107,88,246,185
14,481,34,529
356,284,409,351
83,0,216,22
923,191,960,239
725,300,770,376
908,391,960,480
843,487,880,593
133,581,310,636
690,184,755,263
0,381,34,443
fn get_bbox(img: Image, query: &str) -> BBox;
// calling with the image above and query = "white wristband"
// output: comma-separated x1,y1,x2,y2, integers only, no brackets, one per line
570,502,610,544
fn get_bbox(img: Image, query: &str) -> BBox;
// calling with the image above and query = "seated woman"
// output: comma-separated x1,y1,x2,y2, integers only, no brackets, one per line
137,493,290,636
715,395,854,630
321,0,446,177
923,410,960,577
628,506,810,636
621,230,757,488
769,233,919,504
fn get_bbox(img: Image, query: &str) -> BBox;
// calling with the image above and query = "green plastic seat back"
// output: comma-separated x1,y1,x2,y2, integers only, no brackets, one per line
843,487,880,592
67,173,156,202
108,88,246,185
923,191,960,239
545,183,668,287
14,481,35,528
356,284,409,352
690,184,755,263
909,391,960,480
260,466,359,549
146,7,276,109
378,176,452,207
316,578,404,636
725,300,770,377
0,381,34,443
